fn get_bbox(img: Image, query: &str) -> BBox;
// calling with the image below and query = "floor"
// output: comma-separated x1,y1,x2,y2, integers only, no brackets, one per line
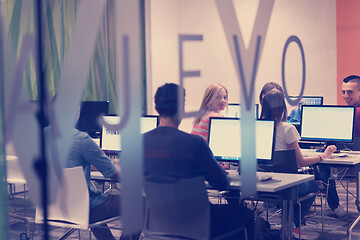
8,172,360,240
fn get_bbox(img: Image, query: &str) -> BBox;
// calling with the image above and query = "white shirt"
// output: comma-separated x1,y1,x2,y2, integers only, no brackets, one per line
275,122,301,151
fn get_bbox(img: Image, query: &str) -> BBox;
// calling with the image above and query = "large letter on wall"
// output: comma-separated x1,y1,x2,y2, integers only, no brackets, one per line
215,0,275,196
4,0,107,207
179,35,205,118
115,0,144,235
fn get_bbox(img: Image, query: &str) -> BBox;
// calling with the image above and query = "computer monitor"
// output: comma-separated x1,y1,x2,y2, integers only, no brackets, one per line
222,103,259,119
100,115,159,153
101,115,122,152
75,101,109,138
208,117,275,165
141,115,160,133
287,96,323,124
300,105,356,143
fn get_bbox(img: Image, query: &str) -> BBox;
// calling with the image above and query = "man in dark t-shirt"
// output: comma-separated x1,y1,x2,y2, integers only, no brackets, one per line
143,83,254,239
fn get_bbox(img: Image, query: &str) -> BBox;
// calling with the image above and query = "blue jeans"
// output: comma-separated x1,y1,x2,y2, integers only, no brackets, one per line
293,179,318,228
314,164,340,210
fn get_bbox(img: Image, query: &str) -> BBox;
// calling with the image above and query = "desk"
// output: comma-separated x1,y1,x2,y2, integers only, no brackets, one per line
224,172,314,240
95,170,312,239
302,149,360,240
90,171,120,193
302,149,360,166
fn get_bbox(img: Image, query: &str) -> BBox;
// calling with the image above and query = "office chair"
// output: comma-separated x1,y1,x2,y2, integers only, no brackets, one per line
261,149,324,240
142,177,247,240
35,167,121,239
6,155,31,240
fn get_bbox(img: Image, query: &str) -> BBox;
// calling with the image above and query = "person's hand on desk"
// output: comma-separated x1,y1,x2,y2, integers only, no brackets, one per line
321,145,337,160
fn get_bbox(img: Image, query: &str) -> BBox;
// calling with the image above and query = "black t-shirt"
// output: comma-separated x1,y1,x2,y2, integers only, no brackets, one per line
143,126,229,190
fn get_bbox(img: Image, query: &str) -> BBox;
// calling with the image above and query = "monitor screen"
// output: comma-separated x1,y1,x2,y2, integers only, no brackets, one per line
222,103,259,119
101,115,122,152
100,115,159,152
75,101,109,137
208,117,275,164
141,115,159,133
287,96,323,124
300,105,356,142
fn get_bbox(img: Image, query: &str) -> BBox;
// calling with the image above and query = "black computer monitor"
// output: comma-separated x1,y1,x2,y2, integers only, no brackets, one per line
100,115,159,153
222,103,259,119
287,96,323,125
75,101,110,138
208,117,275,165
300,105,356,145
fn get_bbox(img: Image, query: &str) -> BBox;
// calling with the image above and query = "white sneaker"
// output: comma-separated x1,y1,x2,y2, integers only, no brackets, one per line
333,205,346,218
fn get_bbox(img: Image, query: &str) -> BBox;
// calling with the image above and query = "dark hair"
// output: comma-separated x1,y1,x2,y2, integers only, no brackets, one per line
260,89,287,123
343,75,360,91
259,82,284,104
343,75,360,83
154,83,185,117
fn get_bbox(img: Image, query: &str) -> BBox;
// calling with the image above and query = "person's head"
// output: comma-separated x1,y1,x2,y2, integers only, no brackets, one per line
260,89,287,123
154,83,185,125
199,83,228,113
342,75,360,106
259,82,283,105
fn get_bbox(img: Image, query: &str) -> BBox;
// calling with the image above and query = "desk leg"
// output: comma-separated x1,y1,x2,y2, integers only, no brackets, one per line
348,171,360,240
281,199,294,240
357,170,360,212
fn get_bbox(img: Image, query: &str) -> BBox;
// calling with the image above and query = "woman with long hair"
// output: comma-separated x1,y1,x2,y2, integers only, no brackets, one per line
191,83,228,141
260,88,336,235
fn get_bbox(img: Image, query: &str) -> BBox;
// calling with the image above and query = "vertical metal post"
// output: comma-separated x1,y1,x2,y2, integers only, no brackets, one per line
0,1,9,238
34,0,49,239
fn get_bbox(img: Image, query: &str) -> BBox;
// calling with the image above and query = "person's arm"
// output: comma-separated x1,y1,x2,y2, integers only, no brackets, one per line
80,135,121,180
288,141,337,167
195,139,230,190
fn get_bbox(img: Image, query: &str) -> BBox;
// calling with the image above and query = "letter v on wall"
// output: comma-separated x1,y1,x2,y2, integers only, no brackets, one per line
215,0,274,110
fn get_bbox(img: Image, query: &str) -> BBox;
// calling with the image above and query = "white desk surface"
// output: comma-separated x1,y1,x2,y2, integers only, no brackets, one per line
301,149,360,165
91,171,105,178
227,172,314,193
6,155,18,161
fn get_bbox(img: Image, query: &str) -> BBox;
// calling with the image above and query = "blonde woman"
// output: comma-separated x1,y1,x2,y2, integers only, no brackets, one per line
191,83,228,141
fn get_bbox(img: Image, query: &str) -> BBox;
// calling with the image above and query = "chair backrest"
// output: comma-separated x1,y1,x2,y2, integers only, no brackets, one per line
6,155,27,184
260,149,298,174
143,177,210,240
35,167,89,229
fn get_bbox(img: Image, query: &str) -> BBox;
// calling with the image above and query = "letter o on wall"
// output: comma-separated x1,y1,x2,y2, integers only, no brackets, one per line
282,35,306,106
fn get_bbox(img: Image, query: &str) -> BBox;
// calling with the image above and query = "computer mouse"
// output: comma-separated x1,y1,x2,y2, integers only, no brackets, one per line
258,174,273,181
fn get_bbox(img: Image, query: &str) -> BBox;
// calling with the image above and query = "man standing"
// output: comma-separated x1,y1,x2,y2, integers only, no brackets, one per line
143,83,255,239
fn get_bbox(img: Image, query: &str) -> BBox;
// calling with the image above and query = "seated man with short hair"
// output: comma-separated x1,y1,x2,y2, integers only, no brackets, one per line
143,83,255,239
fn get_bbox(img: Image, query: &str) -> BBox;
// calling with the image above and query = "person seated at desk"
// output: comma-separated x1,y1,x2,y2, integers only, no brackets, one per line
260,88,337,232
143,83,254,239
312,74,360,219
259,82,346,218
191,83,228,141
66,129,122,240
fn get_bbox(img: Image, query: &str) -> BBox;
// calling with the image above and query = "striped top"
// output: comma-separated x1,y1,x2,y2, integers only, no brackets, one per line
191,111,224,141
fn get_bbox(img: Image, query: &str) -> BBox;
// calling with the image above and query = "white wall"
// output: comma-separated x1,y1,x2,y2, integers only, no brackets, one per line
146,0,337,132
